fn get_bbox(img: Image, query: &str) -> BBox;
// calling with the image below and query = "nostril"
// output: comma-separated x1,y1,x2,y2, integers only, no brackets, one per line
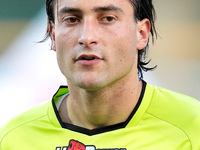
90,41,96,44
78,40,97,47
78,36,97,47
78,41,84,45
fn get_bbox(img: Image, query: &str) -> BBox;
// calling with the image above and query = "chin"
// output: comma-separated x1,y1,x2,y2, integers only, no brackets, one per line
74,79,106,92
78,83,103,92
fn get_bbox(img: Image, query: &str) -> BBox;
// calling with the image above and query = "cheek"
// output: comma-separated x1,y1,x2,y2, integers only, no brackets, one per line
55,26,78,47
113,26,137,59
54,28,77,57
54,32,71,72
109,28,138,72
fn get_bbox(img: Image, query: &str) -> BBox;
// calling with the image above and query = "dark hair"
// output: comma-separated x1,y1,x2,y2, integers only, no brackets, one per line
130,0,157,79
42,0,157,79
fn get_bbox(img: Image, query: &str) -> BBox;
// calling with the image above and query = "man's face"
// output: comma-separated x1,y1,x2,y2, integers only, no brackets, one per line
51,0,149,91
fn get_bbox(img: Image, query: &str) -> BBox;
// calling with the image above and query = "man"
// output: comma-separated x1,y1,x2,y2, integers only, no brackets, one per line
0,0,200,149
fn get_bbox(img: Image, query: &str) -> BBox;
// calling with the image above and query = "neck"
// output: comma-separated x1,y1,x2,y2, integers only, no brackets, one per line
62,73,143,130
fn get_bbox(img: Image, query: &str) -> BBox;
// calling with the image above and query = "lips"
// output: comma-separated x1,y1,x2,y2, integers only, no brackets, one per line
77,54,101,61
76,54,102,65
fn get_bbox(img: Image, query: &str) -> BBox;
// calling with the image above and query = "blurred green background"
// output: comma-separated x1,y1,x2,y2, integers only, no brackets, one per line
0,0,44,54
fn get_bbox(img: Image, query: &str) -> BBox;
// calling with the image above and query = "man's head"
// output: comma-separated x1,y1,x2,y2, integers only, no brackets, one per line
43,0,157,80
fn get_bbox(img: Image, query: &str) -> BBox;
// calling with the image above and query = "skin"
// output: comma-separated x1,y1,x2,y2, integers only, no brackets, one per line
51,0,150,129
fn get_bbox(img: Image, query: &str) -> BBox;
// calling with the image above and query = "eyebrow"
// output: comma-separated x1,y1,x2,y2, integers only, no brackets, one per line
58,7,82,15
58,4,124,15
93,4,124,13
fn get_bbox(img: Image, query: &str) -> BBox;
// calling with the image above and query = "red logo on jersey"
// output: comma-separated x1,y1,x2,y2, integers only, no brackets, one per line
68,140,86,150
55,139,126,150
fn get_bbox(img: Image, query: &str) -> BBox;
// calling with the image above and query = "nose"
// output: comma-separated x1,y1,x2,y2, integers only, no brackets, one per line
78,19,98,47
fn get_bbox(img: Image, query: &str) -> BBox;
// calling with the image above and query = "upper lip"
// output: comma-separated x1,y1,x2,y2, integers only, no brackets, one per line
76,54,102,61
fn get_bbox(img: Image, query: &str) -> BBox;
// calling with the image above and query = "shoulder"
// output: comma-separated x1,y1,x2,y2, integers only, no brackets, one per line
0,100,51,143
144,83,200,127
146,83,200,147
148,84,200,114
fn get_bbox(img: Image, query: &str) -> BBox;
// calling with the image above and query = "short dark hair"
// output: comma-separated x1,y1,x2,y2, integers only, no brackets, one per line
42,0,157,79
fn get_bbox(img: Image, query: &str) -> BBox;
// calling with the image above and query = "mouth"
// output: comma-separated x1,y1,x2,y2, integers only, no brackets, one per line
76,54,103,65
77,54,102,61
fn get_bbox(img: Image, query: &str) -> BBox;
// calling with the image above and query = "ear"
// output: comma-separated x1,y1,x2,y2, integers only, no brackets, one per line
136,19,151,50
50,22,56,51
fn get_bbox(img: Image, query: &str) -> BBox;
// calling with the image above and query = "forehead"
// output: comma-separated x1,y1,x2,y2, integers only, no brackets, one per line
54,0,133,13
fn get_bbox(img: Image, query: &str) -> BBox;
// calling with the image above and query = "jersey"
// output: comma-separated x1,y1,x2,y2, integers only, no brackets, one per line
0,82,200,150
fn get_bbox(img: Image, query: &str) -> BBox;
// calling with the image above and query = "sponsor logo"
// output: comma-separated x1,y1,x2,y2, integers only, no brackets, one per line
56,139,126,150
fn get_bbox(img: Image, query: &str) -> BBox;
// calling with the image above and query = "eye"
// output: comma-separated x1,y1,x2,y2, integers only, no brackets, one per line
63,16,80,25
100,16,116,24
